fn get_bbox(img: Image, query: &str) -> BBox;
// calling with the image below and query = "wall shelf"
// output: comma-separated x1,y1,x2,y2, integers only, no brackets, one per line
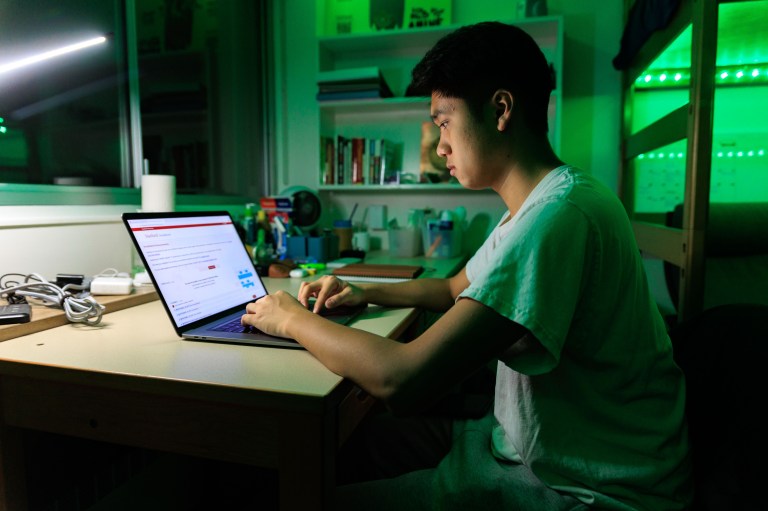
319,96,429,116
319,183,494,192
317,16,563,190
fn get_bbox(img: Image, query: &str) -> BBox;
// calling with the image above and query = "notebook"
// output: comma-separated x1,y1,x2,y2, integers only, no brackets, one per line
122,211,365,349
332,263,424,283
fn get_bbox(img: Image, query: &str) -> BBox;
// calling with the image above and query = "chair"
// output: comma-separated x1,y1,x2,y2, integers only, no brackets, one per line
668,303,768,510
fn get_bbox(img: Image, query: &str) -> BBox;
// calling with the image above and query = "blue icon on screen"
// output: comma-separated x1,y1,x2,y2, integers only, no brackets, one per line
238,269,255,288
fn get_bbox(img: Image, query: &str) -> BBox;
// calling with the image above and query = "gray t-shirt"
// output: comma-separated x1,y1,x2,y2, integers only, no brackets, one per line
460,165,692,510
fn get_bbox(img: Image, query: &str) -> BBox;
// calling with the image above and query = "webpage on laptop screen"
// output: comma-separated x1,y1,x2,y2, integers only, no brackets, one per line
128,215,267,327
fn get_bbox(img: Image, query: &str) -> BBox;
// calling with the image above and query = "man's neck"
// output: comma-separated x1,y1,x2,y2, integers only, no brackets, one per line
497,153,564,218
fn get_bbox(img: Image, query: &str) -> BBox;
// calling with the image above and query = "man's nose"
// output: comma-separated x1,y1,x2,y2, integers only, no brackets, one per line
436,137,450,157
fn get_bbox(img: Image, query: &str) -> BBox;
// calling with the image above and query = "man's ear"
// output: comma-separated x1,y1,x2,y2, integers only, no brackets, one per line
492,89,513,131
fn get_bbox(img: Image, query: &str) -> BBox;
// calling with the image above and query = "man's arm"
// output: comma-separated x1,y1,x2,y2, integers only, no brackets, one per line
269,289,526,415
301,267,470,313
360,267,469,312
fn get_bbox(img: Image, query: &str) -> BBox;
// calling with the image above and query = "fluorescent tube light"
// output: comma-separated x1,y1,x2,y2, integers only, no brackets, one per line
0,36,107,75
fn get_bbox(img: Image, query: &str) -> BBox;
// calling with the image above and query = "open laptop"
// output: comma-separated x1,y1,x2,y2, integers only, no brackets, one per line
122,210,365,349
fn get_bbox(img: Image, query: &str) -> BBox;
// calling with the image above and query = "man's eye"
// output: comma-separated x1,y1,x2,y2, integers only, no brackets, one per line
439,121,448,130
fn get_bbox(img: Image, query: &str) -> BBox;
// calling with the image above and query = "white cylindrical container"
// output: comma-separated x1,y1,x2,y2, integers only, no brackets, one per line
141,174,176,212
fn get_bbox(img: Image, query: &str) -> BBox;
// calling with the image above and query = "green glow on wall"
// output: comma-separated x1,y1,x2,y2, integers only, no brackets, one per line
633,139,768,214
628,2,768,214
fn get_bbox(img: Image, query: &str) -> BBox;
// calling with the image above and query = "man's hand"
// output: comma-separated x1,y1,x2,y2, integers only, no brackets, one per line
298,275,366,313
241,290,308,338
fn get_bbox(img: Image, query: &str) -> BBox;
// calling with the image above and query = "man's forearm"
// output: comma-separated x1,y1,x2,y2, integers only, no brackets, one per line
360,277,456,312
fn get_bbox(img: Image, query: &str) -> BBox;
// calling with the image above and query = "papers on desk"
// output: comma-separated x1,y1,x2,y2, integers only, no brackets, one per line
331,263,424,283
326,257,363,269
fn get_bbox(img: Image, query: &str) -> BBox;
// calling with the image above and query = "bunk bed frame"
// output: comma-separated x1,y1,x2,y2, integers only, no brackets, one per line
620,0,719,323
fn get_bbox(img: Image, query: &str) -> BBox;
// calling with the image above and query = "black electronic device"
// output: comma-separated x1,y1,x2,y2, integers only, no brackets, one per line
0,303,31,325
281,186,322,231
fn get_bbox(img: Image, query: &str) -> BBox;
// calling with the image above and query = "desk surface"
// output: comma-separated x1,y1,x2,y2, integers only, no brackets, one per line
0,287,159,342
0,253,465,406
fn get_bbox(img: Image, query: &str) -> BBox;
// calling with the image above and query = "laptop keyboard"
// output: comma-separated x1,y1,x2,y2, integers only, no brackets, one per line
210,302,365,335
211,317,262,334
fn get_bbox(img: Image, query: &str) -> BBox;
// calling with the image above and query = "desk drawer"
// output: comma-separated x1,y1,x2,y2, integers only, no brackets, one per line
1,376,281,467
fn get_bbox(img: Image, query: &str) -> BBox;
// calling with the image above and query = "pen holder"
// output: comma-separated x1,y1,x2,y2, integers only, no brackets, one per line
333,219,353,253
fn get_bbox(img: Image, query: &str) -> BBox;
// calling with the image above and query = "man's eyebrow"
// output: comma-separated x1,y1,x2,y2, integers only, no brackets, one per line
430,108,446,121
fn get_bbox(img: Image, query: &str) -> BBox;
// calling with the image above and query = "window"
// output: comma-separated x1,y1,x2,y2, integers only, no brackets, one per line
0,0,272,204
0,0,130,188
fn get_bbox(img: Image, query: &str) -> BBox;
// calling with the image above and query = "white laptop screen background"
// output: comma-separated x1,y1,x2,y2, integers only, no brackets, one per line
127,214,266,328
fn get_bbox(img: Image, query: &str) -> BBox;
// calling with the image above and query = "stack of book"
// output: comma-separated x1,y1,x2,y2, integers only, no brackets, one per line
317,66,394,101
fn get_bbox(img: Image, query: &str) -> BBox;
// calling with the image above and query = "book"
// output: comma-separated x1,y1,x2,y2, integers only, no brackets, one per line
351,137,365,184
316,89,387,101
379,139,398,184
320,135,335,184
332,263,424,282
317,67,381,84
317,66,394,101
337,135,347,184
318,81,386,93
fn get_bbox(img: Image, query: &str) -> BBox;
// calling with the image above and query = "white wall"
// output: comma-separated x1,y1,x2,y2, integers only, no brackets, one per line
547,0,623,191
0,206,137,278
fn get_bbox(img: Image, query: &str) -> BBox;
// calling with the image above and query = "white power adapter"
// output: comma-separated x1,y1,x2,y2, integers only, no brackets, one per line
90,276,133,295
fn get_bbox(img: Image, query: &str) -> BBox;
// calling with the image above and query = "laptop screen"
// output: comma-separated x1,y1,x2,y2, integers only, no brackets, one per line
125,213,267,328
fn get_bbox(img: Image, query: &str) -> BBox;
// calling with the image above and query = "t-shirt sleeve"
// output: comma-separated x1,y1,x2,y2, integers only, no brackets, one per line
460,201,592,374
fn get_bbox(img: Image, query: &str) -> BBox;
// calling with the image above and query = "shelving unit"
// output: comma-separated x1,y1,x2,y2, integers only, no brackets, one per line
316,16,563,191
619,0,768,321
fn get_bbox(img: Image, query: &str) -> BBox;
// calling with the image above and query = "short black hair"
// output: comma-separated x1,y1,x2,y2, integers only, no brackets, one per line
407,21,554,135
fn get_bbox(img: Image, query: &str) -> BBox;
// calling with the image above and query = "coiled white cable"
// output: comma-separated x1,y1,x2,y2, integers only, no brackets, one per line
0,273,106,326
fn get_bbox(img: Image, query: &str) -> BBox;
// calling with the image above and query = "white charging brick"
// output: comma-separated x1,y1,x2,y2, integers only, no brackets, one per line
90,276,133,295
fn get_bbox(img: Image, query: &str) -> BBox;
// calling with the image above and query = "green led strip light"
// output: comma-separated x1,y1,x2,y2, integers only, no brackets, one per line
636,64,768,89
637,149,766,159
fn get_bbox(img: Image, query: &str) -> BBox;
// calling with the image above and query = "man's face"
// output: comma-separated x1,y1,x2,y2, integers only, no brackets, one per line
430,93,504,190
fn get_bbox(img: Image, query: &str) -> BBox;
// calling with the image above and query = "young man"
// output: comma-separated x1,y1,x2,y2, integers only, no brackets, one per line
242,21,692,510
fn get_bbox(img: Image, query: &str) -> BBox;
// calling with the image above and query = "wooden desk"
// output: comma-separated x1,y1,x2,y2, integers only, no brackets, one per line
0,255,465,510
